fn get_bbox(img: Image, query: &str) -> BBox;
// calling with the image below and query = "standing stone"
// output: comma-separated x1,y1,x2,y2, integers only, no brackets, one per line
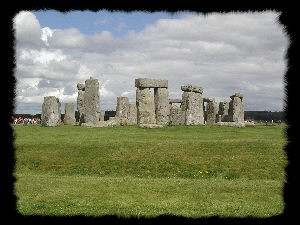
57,98,61,122
181,85,204,125
206,99,218,124
154,87,169,125
77,83,85,123
127,103,137,125
116,97,129,119
228,93,244,122
97,110,105,121
64,103,76,125
218,101,229,122
82,77,100,125
169,105,185,125
136,87,156,125
41,96,61,126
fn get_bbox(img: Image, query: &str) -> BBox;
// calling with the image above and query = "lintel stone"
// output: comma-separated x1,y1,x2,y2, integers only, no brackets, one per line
135,78,168,88
181,85,203,94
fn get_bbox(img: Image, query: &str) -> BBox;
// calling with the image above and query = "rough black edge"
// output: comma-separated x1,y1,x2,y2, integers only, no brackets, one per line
4,2,298,225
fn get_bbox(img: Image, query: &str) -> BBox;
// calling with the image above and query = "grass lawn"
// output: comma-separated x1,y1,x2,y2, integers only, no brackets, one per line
13,124,287,218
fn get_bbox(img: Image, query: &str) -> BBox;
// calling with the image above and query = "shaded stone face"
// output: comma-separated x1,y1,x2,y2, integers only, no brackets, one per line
77,90,85,123
116,97,129,119
206,100,218,124
127,103,137,125
83,77,100,124
229,96,244,122
218,101,229,122
64,103,76,125
97,110,105,121
154,87,170,125
181,92,204,125
135,78,168,88
77,83,85,91
169,105,185,125
41,96,61,126
136,88,156,125
169,99,183,104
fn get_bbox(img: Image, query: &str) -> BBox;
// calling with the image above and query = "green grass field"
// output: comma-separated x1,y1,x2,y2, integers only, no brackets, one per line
13,124,287,218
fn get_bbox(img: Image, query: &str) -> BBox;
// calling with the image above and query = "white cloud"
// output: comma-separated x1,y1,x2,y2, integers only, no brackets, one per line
13,11,42,47
13,11,288,114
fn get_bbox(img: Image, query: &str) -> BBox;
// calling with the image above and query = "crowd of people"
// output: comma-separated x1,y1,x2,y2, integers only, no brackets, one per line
11,116,41,125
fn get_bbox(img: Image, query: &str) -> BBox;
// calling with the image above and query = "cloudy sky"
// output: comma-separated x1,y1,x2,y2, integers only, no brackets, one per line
13,10,288,115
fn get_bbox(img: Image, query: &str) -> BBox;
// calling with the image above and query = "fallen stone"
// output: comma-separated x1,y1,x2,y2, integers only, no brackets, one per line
216,122,245,127
138,124,164,128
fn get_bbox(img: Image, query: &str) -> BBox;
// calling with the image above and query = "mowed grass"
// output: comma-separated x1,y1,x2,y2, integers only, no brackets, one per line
13,124,287,218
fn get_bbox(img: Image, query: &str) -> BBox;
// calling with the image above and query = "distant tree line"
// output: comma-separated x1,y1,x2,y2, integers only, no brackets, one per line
13,111,285,122
244,111,285,122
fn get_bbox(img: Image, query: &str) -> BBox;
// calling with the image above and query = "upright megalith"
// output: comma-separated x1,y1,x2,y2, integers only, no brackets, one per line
116,97,129,119
181,85,204,125
82,77,100,125
135,78,168,126
228,93,244,123
206,98,218,124
127,103,137,125
64,103,76,125
169,104,185,125
97,110,105,121
77,83,85,123
136,87,156,125
41,96,61,126
154,87,169,125
218,101,229,122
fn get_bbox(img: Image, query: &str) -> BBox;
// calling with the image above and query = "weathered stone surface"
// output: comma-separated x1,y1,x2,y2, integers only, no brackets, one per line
57,98,61,122
82,77,100,125
136,88,156,125
135,78,168,88
244,121,255,126
169,99,183,104
41,96,61,126
216,114,222,123
127,103,137,125
218,101,229,122
154,88,169,125
181,92,204,125
77,83,85,91
77,90,85,123
169,105,185,125
116,97,129,119
216,122,245,127
97,110,105,121
64,103,76,125
203,98,215,102
181,85,203,94
228,95,244,123
206,100,218,124
108,116,127,126
139,124,164,128
230,93,243,100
